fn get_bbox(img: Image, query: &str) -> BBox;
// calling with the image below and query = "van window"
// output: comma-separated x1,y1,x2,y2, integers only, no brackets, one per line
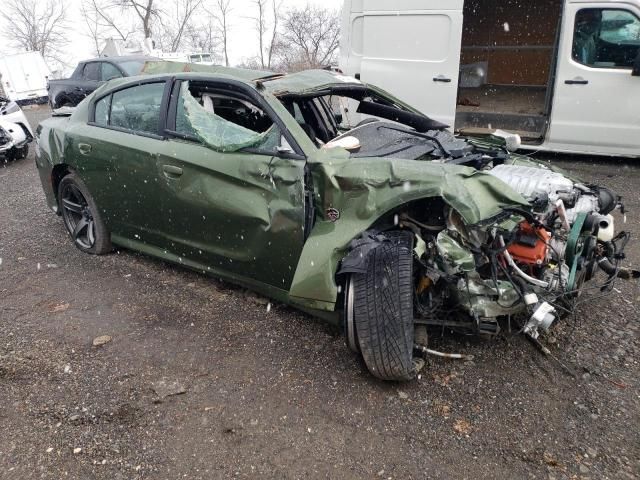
109,82,165,134
573,9,640,68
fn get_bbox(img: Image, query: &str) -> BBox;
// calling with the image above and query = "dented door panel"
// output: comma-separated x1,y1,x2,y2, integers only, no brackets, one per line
157,138,306,289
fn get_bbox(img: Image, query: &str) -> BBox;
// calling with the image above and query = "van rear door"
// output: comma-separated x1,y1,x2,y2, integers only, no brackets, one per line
547,2,640,156
340,0,464,128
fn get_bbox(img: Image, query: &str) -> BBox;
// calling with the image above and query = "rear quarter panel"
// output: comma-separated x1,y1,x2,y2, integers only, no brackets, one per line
35,116,73,210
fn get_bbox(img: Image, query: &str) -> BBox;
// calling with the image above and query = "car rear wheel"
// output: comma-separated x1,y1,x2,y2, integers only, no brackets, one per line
58,174,111,255
347,231,417,381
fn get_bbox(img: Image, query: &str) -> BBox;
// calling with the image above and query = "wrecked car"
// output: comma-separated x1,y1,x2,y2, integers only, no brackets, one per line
34,63,638,381
0,96,33,160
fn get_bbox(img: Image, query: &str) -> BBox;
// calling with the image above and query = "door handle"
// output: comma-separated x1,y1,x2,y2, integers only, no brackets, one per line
78,143,92,155
162,165,183,177
565,78,589,85
433,76,452,83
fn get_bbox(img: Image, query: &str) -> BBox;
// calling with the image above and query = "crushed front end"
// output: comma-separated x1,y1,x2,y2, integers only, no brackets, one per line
406,163,638,343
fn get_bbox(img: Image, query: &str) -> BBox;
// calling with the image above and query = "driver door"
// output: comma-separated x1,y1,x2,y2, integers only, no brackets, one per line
548,4,640,156
157,79,308,291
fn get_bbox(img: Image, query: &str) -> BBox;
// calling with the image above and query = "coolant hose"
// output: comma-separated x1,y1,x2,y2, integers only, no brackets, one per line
597,257,640,280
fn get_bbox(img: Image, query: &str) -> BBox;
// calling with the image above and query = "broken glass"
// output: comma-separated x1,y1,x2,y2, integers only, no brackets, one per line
180,82,278,153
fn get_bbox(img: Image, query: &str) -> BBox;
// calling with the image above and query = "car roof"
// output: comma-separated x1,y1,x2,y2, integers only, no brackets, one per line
141,61,273,82
83,55,158,64
139,61,364,95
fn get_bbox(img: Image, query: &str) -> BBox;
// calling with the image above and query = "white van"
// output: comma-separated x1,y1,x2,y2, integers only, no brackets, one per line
0,52,51,104
340,0,640,158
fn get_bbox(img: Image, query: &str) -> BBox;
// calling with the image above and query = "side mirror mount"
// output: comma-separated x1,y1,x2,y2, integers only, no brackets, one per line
633,50,640,76
276,145,294,155
276,135,295,157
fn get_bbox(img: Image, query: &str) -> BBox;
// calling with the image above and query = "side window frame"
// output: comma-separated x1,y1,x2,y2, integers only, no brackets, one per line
165,77,306,159
100,62,124,81
82,62,101,82
88,78,171,139
572,7,640,69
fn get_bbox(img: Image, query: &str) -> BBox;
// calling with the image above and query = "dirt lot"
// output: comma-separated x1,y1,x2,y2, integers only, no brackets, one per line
1,106,639,480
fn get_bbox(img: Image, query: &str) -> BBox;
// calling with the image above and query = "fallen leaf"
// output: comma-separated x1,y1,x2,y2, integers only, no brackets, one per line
453,419,472,435
543,451,561,467
92,335,112,347
49,303,70,313
432,400,451,417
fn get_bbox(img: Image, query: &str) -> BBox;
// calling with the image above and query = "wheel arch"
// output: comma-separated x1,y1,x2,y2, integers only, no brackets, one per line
52,163,74,208
288,195,447,311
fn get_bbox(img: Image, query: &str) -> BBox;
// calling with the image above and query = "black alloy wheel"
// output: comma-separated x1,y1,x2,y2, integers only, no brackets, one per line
61,183,96,249
58,173,111,255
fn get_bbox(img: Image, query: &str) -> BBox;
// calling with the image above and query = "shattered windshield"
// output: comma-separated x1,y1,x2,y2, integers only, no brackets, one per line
177,81,281,153
276,88,491,161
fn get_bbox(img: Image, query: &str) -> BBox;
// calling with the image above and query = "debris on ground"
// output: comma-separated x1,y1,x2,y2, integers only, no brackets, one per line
92,335,112,347
453,419,472,435
151,379,187,402
48,302,69,313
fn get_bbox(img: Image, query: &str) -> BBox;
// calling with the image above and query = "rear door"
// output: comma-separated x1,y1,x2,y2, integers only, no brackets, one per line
76,79,171,244
547,2,640,156
340,0,464,128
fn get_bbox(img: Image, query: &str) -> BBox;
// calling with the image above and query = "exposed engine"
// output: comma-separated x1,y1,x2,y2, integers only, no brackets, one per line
406,163,637,342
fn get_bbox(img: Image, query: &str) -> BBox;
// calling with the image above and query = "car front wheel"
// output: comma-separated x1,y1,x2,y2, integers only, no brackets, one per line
347,231,417,381
58,173,111,255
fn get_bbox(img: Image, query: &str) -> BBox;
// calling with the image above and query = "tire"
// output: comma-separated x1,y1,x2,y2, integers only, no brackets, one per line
351,231,416,381
58,173,112,255
17,145,28,159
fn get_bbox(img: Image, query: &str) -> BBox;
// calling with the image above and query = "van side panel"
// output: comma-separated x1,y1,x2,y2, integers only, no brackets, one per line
340,0,464,129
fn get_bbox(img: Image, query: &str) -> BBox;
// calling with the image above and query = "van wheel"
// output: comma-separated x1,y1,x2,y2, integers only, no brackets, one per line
58,174,112,255
349,231,416,381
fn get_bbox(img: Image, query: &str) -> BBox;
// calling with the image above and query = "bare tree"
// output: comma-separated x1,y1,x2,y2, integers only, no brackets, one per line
273,5,340,72
266,0,282,69
81,0,108,55
0,0,68,64
183,13,222,56
85,0,134,42
157,0,203,52
246,0,281,70
88,0,159,44
252,0,267,68
123,0,158,39
208,0,232,66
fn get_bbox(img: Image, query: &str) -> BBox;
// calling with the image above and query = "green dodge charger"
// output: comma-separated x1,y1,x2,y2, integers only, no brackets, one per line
35,62,637,381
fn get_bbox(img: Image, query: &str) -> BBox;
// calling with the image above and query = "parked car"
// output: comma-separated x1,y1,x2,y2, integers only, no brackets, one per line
0,96,33,160
47,55,158,110
34,64,637,381
0,51,51,104
340,0,640,158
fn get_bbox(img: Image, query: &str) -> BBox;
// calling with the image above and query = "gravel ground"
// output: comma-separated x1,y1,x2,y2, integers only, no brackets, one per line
1,106,638,480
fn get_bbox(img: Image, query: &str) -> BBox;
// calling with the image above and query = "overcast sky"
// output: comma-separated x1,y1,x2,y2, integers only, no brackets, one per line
1,0,344,74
